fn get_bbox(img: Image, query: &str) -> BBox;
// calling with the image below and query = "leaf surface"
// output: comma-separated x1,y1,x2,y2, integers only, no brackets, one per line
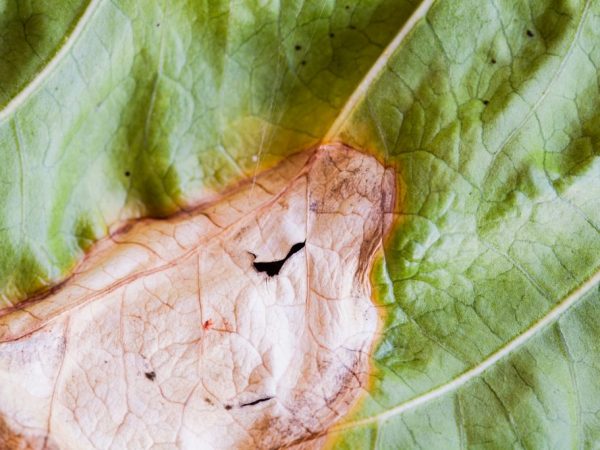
1,0,600,448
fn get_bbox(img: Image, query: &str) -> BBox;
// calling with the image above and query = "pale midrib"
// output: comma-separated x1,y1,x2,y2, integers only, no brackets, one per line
330,267,600,432
323,0,436,142
0,0,102,123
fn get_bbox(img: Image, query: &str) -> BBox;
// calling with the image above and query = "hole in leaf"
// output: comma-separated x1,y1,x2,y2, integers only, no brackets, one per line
145,371,156,381
526,29,534,37
252,242,305,277
125,171,131,177
483,100,489,105
240,396,274,408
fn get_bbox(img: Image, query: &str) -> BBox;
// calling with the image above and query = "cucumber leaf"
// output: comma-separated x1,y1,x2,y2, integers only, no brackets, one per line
1,0,599,448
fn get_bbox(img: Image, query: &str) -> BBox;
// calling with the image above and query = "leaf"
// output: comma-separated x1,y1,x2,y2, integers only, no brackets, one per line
0,0,599,449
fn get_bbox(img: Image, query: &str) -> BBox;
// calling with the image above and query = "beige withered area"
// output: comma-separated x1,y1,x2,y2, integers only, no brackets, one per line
0,144,394,450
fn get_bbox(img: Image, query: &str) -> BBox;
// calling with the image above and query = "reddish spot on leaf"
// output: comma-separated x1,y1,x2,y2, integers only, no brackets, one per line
203,319,213,330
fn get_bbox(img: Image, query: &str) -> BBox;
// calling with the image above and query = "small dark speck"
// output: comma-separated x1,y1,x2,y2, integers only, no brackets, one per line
205,397,213,405
483,100,489,105
104,360,108,364
145,371,156,381
345,5,350,9
349,25,356,30
491,58,496,64
301,60,306,66
224,405,232,410
526,29,534,37
294,44,302,51
125,171,131,177
156,22,160,27
329,32,335,38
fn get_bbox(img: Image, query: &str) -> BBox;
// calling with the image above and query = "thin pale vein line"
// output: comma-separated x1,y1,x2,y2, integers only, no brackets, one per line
323,0,435,141
330,267,600,431
0,0,102,123
12,118,25,251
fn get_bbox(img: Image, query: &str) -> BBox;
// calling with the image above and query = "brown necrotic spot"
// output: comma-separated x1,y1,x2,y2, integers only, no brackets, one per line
0,143,395,448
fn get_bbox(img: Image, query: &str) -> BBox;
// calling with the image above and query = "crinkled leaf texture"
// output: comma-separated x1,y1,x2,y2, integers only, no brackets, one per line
0,0,600,449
